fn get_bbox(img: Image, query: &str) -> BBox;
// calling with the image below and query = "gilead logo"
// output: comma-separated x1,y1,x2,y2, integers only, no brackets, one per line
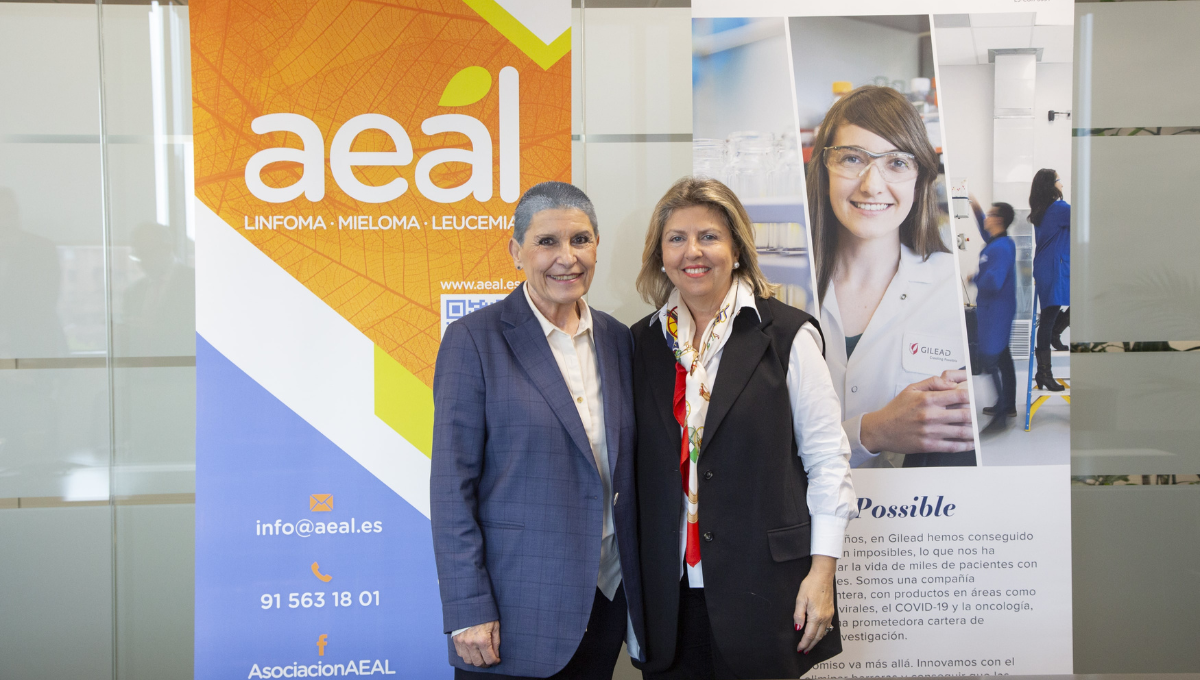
245,67,520,205
910,343,919,355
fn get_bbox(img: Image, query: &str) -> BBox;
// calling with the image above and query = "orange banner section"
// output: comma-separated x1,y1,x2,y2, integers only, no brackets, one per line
191,0,570,386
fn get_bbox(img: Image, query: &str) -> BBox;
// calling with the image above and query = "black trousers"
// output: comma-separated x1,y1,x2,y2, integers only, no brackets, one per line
454,584,627,680
640,579,735,680
979,347,1016,412
1036,305,1063,352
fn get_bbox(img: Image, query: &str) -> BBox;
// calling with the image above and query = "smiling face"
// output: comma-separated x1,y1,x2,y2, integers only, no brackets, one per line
660,204,739,311
509,208,598,318
827,124,917,243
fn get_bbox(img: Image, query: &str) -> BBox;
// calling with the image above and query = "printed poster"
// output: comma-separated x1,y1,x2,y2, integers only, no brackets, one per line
693,0,1074,674
190,1,571,677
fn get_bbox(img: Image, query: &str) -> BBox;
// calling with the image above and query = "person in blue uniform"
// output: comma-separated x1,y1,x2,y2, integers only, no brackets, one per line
1029,169,1069,391
970,199,1017,419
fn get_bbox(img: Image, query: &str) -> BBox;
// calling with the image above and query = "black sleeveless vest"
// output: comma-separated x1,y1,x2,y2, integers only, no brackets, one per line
631,296,842,679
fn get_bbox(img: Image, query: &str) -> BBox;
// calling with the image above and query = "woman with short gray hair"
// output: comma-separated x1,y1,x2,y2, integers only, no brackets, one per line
430,181,645,680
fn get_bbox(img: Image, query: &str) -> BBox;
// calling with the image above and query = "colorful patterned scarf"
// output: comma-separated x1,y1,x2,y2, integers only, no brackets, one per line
665,279,741,566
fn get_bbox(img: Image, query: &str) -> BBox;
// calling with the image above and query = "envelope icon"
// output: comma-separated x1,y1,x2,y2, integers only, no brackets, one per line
310,494,334,512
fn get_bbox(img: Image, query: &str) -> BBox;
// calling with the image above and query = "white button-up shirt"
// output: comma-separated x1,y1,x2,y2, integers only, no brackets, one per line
524,285,622,600
656,283,857,588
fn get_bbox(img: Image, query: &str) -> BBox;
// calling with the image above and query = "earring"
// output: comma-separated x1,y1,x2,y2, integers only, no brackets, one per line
660,266,666,273
733,261,740,269
516,264,523,270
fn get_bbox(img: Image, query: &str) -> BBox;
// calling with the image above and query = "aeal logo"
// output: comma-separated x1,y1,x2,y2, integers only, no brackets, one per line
245,66,520,205
910,342,919,355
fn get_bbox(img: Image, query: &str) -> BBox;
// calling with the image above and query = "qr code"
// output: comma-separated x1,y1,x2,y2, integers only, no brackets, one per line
441,294,506,337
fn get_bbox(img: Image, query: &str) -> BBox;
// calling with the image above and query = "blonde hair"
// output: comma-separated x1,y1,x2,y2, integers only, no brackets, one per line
806,85,947,301
636,177,778,309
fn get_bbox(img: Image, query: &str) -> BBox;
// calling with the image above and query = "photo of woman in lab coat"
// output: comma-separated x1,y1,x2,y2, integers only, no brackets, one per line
806,85,976,468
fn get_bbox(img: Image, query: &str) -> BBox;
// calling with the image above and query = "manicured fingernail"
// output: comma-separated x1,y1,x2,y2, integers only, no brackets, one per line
804,650,809,655
795,624,801,631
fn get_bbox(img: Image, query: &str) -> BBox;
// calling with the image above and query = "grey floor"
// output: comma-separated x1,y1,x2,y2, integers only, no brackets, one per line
974,351,1071,466
614,645,639,680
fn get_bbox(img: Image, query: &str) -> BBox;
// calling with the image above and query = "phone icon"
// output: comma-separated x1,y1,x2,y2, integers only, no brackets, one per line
312,562,333,583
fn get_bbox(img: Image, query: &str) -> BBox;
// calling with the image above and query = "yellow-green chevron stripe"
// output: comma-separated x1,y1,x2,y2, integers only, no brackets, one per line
463,0,571,71
374,345,434,458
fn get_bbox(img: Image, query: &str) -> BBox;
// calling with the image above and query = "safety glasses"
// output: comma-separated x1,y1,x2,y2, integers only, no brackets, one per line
823,145,919,183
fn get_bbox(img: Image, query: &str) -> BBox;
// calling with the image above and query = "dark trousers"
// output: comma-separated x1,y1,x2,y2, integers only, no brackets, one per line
1036,305,1063,352
641,580,734,680
979,347,1016,412
454,584,627,680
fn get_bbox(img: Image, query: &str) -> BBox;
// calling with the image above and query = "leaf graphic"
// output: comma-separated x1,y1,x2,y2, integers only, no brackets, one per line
439,66,492,107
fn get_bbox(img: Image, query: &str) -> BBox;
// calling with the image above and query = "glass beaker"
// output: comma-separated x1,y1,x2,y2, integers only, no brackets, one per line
692,138,728,184
728,132,775,200
773,131,804,198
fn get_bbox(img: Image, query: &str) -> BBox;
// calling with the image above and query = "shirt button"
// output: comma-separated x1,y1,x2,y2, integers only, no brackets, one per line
703,470,713,480
576,396,583,404
703,532,714,542
900,293,908,300
851,386,858,393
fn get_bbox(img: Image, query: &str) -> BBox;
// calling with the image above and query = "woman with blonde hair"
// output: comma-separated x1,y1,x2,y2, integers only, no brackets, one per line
631,177,856,679
806,85,974,468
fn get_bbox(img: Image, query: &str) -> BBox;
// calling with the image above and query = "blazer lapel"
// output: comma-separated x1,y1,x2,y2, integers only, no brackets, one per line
501,289,594,464
592,314,622,479
698,303,772,457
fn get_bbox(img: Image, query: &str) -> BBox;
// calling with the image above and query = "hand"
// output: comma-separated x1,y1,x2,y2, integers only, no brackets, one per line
795,555,837,654
453,620,500,667
859,374,973,454
940,369,970,390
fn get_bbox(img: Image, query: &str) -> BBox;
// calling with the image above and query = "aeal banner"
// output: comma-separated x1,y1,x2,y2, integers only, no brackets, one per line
190,2,570,678
693,0,1073,675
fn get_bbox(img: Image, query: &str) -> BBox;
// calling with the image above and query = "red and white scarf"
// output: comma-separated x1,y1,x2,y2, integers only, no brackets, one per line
665,280,741,566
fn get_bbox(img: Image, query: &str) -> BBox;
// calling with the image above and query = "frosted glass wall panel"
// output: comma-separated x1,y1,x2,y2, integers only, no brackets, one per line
0,367,111,499
97,5,200,680
1072,352,1200,475
0,3,111,506
578,7,693,327
0,4,102,136
585,142,694,325
0,507,114,680
1077,2,1200,128
1072,485,1200,672
1072,135,1200,342
111,367,196,497
581,8,693,136
114,504,195,680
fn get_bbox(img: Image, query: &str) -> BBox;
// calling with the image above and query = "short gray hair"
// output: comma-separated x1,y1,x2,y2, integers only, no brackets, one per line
512,181,598,244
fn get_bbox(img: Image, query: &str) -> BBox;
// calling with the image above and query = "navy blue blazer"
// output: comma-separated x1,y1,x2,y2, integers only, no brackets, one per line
430,284,644,677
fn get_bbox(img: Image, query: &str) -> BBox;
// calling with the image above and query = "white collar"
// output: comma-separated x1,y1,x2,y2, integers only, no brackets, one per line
655,277,760,330
523,284,593,339
898,242,939,283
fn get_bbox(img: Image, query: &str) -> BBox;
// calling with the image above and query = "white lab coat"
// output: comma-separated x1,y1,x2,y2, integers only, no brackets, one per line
821,245,966,468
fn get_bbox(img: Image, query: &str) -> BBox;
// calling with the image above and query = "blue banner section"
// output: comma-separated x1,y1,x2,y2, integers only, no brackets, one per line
195,335,449,679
